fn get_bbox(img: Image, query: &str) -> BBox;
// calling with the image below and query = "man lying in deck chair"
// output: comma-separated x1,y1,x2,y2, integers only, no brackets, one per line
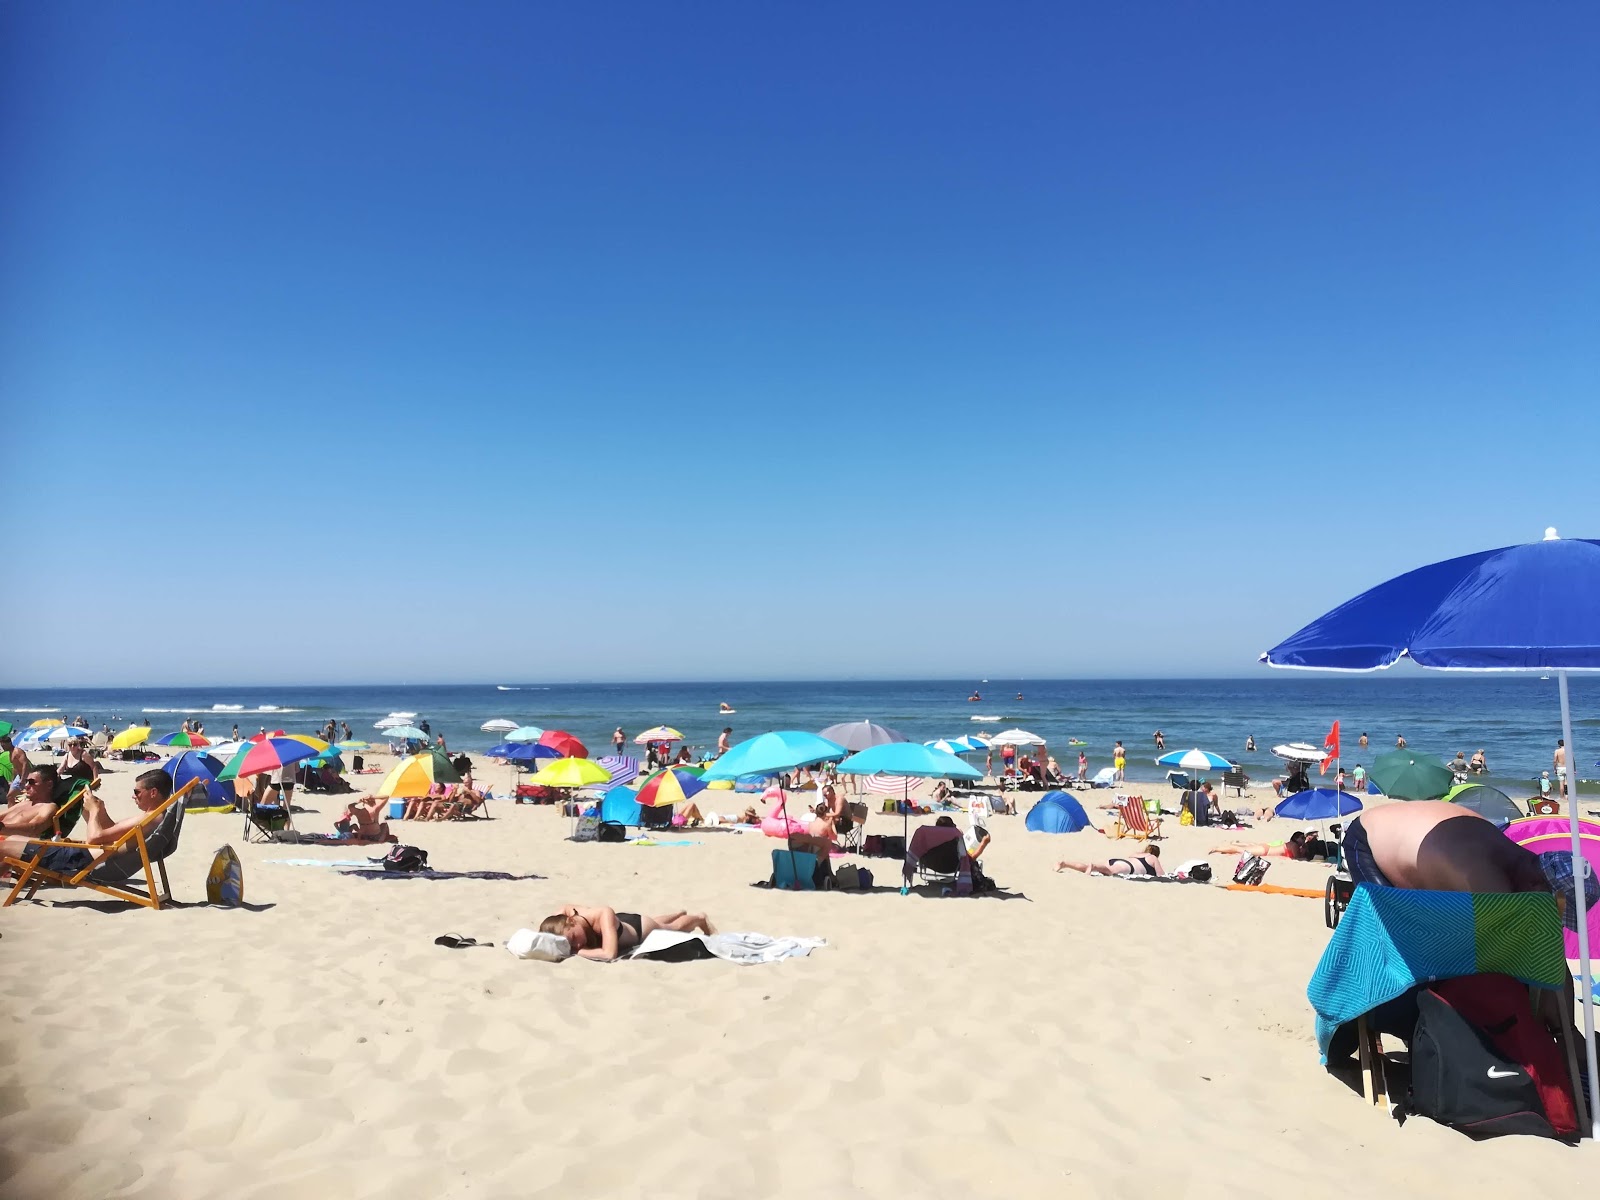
2,770,188,909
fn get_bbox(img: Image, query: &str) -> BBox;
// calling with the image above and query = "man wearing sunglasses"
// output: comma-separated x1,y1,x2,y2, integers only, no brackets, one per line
2,766,61,839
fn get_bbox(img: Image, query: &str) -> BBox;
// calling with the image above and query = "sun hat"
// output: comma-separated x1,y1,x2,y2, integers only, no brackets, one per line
1539,852,1600,931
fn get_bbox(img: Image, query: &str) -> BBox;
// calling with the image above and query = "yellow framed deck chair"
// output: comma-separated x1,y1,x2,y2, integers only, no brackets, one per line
3,779,196,910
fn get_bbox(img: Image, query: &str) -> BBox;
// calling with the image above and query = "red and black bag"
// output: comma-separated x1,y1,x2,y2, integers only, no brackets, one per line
1408,974,1578,1141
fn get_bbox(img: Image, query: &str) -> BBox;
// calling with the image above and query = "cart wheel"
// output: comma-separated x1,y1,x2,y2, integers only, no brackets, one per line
1325,876,1341,930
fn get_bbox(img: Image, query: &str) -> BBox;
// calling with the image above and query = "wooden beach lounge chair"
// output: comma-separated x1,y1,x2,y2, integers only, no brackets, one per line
3,779,196,910
1113,795,1162,840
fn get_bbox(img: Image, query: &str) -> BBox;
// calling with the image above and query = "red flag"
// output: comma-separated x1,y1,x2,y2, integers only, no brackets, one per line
1320,720,1341,775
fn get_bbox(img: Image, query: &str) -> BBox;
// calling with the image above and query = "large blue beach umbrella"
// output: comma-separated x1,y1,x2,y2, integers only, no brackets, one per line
1156,748,1234,774
1260,528,1600,1134
162,750,235,810
836,742,982,845
1273,787,1363,822
705,732,849,887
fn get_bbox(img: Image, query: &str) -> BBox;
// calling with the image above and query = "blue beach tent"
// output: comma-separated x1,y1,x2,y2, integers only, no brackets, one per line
1025,791,1092,833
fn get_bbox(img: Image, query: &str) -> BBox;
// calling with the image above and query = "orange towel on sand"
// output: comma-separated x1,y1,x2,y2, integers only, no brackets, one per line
1224,883,1325,899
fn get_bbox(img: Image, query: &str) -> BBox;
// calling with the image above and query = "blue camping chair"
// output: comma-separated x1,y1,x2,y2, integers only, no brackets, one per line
771,848,819,891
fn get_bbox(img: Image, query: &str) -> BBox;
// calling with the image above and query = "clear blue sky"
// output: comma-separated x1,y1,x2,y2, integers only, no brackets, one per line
3,4,1596,685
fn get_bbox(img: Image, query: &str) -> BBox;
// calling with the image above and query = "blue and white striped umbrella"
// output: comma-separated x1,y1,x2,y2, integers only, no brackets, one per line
1156,748,1234,773
20,724,90,745
924,738,968,755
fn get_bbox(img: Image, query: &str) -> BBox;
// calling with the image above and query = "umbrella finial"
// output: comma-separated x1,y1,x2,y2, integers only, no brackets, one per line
1544,526,1560,541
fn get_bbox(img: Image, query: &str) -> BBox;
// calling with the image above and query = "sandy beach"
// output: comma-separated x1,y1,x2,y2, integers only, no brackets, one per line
0,747,1587,1199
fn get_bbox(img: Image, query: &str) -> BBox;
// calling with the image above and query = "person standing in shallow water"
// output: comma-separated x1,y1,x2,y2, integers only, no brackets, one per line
1395,734,1406,749
613,727,626,756
1359,731,1368,749
1153,730,1165,751
1245,735,1256,753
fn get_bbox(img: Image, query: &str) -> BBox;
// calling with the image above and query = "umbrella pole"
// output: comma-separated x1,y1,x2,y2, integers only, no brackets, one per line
1558,671,1598,1138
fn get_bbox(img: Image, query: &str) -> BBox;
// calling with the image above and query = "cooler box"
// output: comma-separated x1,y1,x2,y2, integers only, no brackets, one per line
388,800,405,820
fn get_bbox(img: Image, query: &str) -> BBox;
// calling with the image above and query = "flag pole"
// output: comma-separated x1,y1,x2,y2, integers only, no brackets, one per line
1557,670,1598,1139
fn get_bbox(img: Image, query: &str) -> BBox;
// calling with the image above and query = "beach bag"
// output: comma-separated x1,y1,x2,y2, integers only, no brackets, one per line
382,845,429,873
878,835,907,860
205,844,244,906
573,816,600,842
857,867,873,889
1408,975,1578,1140
597,821,627,843
863,834,884,857
834,863,860,890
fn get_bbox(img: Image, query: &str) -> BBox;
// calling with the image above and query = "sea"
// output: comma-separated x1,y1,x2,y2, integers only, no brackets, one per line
5,676,1597,795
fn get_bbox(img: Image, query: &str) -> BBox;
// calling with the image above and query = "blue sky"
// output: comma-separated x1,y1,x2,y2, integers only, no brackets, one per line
3,4,1597,685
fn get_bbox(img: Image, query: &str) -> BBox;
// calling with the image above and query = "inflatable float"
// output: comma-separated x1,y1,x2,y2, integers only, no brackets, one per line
759,787,813,838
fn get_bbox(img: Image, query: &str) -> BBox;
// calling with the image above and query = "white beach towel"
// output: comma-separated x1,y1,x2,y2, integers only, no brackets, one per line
630,930,826,964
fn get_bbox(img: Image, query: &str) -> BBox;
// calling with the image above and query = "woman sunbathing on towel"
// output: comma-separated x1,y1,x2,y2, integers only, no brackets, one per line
540,905,716,962
1207,831,1325,860
1056,844,1163,876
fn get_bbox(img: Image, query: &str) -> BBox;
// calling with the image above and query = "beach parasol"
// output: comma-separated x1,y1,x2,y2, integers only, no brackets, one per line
1505,816,1600,960
377,750,460,798
216,736,322,782
817,720,908,751
1273,787,1363,821
40,725,92,743
637,767,708,808
989,728,1045,747
374,714,418,730
334,740,370,751
0,720,12,738
481,718,520,733
1156,748,1234,774
634,726,684,744
704,732,850,885
1366,750,1453,801
110,726,152,751
527,757,612,789
836,742,982,847
155,730,212,748
1271,743,1328,763
160,750,235,810
29,717,64,729
1441,782,1524,826
380,725,427,742
596,755,640,787
924,739,968,756
1262,527,1600,1134
539,730,587,759
505,725,545,742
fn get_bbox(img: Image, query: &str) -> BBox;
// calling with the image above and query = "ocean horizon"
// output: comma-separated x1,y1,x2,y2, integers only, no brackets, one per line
7,674,1595,791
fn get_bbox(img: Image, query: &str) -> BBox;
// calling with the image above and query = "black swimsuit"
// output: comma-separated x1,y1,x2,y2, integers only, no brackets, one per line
614,912,643,945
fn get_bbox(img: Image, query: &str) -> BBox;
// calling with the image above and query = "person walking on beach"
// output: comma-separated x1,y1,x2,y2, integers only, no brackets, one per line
613,727,625,756
1112,740,1126,784
1555,738,1567,798
1077,750,1088,782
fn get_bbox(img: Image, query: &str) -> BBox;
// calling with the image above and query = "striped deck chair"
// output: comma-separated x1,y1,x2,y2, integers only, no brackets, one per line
3,779,196,910
1112,794,1162,840
1307,885,1584,1118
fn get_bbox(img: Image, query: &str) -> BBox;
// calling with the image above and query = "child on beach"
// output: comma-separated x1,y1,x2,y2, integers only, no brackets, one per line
540,905,716,961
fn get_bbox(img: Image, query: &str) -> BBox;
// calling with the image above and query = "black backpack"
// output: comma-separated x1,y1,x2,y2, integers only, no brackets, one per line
597,821,628,843
382,844,429,873
1408,979,1578,1141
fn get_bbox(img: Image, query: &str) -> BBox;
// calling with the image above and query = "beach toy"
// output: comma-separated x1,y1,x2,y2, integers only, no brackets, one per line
760,787,812,839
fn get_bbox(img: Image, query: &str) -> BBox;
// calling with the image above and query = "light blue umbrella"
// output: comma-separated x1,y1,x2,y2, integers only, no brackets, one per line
382,725,427,741
1156,748,1234,773
924,739,968,755
703,731,847,780
837,742,982,844
505,726,545,743
704,731,848,888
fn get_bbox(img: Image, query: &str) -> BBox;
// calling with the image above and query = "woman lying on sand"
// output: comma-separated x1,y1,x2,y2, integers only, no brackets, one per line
1207,831,1329,860
540,905,716,962
1057,845,1163,876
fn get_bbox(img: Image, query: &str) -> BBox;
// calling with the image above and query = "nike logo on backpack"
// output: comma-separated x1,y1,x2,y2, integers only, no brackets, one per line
1486,1067,1520,1079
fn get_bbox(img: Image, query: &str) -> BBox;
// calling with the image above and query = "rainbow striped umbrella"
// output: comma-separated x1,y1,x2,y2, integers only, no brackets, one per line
155,730,212,748
637,767,708,808
376,750,461,798
216,736,323,782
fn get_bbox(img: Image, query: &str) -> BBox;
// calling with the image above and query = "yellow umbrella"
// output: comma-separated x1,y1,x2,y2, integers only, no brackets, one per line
110,726,152,751
376,750,460,798
527,757,612,788
29,717,64,729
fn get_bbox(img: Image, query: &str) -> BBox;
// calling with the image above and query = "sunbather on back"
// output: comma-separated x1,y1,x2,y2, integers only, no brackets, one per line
1057,844,1163,876
539,905,716,962
2,770,173,875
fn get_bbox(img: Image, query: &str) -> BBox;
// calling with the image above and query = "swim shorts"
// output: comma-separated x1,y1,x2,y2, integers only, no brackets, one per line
1340,817,1393,888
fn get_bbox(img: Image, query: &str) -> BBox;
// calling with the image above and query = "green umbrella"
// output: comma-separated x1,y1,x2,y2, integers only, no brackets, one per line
0,719,13,739
1368,749,1454,801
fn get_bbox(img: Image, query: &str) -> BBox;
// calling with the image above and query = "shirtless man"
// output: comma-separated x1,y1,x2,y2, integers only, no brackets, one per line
2,766,61,838
716,727,732,757
1554,738,1567,798
539,904,715,962
1,770,174,874
1057,844,1163,877
2,738,29,793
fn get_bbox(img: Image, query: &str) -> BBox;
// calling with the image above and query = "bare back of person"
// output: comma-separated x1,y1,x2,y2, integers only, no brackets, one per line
1356,801,1546,893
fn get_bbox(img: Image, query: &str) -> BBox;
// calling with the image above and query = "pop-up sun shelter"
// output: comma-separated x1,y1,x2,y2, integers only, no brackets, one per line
1025,791,1092,833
